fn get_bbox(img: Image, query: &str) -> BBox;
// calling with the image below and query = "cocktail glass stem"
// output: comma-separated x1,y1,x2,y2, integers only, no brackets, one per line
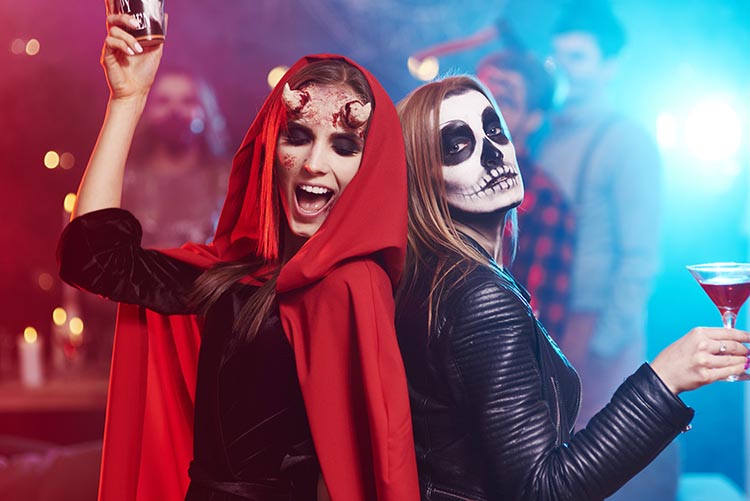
722,311,738,329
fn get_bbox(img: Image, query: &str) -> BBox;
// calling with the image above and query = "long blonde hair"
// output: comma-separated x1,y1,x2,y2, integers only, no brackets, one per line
396,76,517,333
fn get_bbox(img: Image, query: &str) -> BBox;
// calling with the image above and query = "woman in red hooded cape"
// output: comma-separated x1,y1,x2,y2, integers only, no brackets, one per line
58,10,418,501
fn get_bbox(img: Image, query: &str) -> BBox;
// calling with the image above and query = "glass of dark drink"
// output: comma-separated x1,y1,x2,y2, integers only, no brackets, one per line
687,262,750,381
112,0,165,47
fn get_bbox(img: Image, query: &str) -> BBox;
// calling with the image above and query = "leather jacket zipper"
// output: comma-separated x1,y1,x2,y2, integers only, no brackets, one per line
550,376,563,445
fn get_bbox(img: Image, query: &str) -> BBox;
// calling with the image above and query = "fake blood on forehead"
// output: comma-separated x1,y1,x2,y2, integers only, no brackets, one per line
295,85,367,136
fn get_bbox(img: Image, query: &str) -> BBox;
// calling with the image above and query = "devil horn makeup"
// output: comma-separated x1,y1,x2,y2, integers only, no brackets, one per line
344,101,372,128
282,83,308,113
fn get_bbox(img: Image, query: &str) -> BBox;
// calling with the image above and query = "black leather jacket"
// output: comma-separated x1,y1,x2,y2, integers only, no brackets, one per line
396,242,694,501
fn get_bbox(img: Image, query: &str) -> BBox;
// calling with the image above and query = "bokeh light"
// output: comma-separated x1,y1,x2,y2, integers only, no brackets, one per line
684,98,742,161
267,66,289,89
10,39,25,55
25,39,40,56
44,151,60,169
656,113,678,150
23,327,38,343
59,152,75,170
37,272,54,291
52,307,67,326
63,193,77,214
407,56,439,81
69,317,84,335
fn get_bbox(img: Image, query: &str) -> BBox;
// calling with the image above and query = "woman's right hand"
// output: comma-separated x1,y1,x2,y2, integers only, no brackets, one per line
650,327,750,394
71,4,166,219
102,2,164,102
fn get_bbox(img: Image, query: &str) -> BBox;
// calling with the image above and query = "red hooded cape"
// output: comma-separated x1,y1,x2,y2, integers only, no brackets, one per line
98,54,419,500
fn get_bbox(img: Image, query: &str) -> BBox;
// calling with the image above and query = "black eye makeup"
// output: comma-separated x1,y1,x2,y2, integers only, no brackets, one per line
281,122,312,146
440,121,476,166
482,107,509,145
331,134,363,157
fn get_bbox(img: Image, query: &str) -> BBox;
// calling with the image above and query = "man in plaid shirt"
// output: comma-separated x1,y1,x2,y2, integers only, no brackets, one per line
478,49,575,343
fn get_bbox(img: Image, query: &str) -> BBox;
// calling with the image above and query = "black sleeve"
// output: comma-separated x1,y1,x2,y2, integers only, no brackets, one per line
57,208,203,315
446,281,693,500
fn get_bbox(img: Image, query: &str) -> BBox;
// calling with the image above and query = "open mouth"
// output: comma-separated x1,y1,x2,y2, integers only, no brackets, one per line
463,164,519,197
294,184,335,216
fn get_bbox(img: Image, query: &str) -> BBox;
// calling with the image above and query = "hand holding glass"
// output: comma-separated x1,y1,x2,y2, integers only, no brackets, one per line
687,262,750,381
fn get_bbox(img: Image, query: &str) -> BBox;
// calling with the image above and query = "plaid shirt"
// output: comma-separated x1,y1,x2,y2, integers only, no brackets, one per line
509,154,575,342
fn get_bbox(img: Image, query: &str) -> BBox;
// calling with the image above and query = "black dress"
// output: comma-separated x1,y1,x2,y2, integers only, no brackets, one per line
58,208,318,500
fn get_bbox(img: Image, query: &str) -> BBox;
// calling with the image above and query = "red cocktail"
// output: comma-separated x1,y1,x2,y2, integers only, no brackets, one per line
687,262,750,381
699,280,750,317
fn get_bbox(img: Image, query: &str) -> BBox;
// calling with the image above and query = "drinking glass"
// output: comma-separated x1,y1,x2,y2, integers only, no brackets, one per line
687,262,750,381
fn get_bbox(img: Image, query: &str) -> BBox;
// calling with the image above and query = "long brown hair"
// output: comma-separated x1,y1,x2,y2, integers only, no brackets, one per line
396,75,517,333
191,60,374,350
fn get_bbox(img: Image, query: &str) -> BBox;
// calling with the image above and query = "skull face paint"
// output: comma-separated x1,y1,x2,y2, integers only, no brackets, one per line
439,89,523,215
276,83,369,239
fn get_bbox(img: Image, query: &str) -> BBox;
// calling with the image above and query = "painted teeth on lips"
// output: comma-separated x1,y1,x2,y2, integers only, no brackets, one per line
489,165,510,179
480,165,513,186
462,165,517,196
469,176,518,198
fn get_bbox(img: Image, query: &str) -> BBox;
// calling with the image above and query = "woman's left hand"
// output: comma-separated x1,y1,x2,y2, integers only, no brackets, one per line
650,327,750,394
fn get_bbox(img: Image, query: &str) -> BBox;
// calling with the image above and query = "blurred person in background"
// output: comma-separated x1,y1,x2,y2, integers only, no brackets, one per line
122,67,230,248
74,68,232,378
537,1,669,498
477,48,575,343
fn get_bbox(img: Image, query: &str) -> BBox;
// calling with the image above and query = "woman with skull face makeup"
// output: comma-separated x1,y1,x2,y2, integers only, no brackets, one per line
395,76,750,500
57,9,419,501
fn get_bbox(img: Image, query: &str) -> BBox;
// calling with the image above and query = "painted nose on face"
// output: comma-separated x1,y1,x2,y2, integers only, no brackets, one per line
480,137,504,170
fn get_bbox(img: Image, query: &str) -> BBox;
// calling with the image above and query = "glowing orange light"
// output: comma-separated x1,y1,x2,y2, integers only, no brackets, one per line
63,193,77,214
44,151,60,169
53,307,67,326
37,272,54,291
59,152,75,170
69,317,84,335
25,39,40,56
23,327,38,343
267,66,289,90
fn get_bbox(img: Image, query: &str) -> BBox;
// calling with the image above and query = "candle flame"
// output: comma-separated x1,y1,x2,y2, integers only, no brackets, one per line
23,327,38,344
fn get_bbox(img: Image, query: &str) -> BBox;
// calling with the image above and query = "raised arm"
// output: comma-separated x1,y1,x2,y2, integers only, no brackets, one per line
72,4,164,219
59,7,201,315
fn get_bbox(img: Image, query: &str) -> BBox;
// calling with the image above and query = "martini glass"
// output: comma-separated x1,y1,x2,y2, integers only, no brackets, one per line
687,262,750,381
